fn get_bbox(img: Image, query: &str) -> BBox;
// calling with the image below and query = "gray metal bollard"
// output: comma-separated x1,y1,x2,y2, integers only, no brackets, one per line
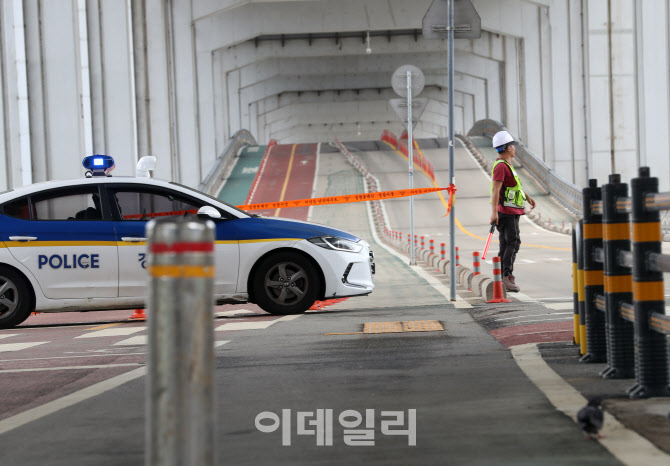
146,217,216,466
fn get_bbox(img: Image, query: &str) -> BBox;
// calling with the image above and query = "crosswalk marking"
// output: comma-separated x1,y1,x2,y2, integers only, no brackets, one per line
216,321,275,331
545,302,575,310
495,312,573,321
113,336,231,347
0,363,142,373
0,334,20,340
215,309,257,317
76,327,145,339
0,342,48,353
114,336,146,346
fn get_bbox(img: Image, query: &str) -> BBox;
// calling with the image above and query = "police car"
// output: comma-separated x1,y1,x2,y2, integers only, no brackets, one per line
0,155,375,329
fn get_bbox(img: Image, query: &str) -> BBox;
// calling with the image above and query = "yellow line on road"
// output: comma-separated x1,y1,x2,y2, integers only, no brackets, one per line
274,144,297,217
87,322,124,331
382,140,570,251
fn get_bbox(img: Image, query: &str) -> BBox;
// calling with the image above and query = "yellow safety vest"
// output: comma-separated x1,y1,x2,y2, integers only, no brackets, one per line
490,159,526,209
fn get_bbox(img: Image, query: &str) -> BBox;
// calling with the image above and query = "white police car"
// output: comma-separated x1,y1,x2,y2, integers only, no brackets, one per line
0,155,374,328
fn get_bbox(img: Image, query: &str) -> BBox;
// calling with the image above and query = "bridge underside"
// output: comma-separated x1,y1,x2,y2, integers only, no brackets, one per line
0,0,669,191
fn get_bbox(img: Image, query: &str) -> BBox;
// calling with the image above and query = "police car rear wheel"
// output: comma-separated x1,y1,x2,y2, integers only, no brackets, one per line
253,252,318,314
0,268,33,329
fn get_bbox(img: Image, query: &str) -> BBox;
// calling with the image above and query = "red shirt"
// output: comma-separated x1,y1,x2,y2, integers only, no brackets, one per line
492,158,525,215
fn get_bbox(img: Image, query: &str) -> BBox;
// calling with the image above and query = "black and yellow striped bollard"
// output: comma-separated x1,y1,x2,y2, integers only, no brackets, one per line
628,167,670,398
581,179,606,363
600,174,635,378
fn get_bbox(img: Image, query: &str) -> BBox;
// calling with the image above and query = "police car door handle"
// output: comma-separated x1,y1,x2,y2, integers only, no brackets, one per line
9,236,37,242
121,237,147,242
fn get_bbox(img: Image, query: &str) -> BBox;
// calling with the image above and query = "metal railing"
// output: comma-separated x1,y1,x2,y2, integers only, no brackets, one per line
573,168,670,399
468,120,583,216
199,129,257,196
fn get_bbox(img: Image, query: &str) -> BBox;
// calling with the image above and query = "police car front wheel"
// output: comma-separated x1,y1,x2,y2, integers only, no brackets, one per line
253,252,319,315
0,267,34,329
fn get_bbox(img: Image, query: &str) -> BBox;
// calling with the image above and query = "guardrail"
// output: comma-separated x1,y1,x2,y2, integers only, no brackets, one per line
573,167,670,399
198,129,257,196
381,130,435,182
468,120,583,216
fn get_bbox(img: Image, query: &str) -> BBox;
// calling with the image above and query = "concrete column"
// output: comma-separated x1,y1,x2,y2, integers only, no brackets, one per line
87,0,137,175
0,0,32,189
28,0,86,181
636,0,670,190
587,0,638,186
170,0,200,186
144,0,175,181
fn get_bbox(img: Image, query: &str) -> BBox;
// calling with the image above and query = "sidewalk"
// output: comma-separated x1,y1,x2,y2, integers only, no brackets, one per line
388,233,670,463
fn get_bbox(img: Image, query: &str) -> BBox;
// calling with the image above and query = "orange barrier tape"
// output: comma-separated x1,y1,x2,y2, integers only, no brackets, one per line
236,187,449,211
124,209,198,219
443,184,457,216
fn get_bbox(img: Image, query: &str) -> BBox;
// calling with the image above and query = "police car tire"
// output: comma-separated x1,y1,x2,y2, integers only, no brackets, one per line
0,267,34,329
253,252,319,315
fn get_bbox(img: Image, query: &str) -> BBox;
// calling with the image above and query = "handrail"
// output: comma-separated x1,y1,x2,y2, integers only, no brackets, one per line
574,168,670,399
198,130,257,196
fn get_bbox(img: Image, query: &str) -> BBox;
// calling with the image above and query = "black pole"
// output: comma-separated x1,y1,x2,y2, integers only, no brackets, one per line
628,167,670,398
571,228,580,346
580,179,606,363
600,174,635,378
577,220,586,355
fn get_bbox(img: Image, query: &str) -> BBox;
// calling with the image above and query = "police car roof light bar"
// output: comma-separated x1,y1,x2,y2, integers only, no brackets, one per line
82,155,115,177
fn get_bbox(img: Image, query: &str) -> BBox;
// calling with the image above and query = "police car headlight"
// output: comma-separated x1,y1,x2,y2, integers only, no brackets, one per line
308,236,363,253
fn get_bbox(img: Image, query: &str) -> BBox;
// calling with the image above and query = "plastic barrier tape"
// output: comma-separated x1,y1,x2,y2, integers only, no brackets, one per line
236,187,449,211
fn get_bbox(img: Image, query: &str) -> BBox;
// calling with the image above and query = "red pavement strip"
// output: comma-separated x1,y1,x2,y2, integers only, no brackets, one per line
247,143,317,220
490,321,574,348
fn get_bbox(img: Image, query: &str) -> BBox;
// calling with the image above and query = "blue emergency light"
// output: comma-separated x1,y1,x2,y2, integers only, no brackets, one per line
82,155,115,177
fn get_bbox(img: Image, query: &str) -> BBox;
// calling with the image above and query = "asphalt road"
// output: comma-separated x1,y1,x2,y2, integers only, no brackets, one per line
0,139,642,464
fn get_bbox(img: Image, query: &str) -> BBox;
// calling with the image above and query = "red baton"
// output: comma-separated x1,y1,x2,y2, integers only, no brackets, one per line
481,224,496,260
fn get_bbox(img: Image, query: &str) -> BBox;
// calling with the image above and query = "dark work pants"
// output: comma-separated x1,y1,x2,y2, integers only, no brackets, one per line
496,212,521,277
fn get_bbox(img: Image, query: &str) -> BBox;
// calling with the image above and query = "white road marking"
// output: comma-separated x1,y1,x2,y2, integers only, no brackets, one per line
511,292,536,303
276,315,302,322
545,302,575,310
215,340,230,348
1,352,146,362
516,259,536,264
215,309,256,317
76,327,145,339
508,318,573,325
216,321,275,331
495,312,573,321
0,334,20,340
114,336,146,346
0,342,48,353
511,343,670,465
0,363,142,373
0,366,146,435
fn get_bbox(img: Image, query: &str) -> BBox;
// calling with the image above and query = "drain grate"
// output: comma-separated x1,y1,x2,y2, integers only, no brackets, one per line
363,320,444,334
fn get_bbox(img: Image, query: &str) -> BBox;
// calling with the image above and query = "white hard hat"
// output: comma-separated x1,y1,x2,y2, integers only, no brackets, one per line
492,130,515,148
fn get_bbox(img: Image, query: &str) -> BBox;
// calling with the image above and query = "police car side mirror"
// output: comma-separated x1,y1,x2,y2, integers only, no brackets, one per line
197,206,222,219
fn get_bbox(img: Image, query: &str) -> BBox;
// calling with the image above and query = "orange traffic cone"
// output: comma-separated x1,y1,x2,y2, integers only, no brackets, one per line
487,257,511,303
129,308,146,320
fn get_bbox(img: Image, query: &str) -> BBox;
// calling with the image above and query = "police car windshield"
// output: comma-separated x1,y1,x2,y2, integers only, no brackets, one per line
169,182,251,217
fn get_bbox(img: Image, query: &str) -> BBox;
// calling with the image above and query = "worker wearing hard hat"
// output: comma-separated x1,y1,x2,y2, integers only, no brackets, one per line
490,130,536,292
